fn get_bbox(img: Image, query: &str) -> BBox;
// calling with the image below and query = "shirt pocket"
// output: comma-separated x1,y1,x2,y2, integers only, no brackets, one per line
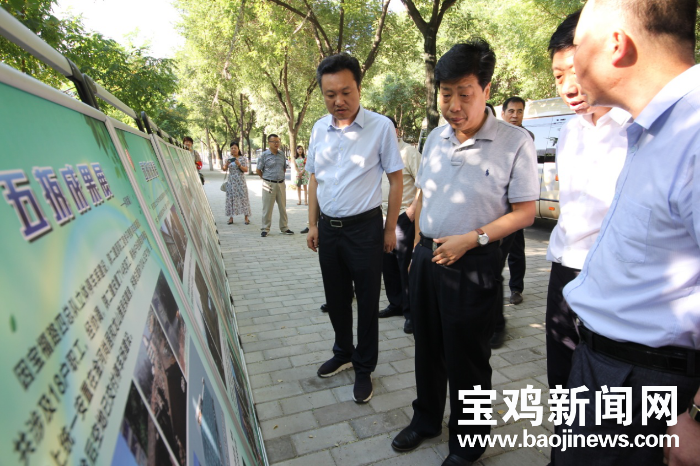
609,199,651,263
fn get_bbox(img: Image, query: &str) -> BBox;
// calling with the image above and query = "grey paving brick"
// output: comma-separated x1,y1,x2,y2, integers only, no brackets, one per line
264,344,310,360
313,400,375,426
350,409,411,439
249,373,273,388
280,390,337,415
291,422,357,455
260,411,318,439
300,370,354,393
247,357,293,375
255,400,283,421
371,447,443,466
498,362,547,382
329,431,404,466
500,348,545,365
369,388,416,413
390,358,415,374
253,381,304,403
264,436,296,463
379,371,416,391
291,350,332,367
273,450,336,466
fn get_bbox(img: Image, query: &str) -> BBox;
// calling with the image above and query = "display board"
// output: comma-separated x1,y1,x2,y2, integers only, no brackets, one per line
0,63,266,466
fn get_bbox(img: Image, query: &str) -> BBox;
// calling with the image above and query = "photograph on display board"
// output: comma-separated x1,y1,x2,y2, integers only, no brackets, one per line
133,309,188,465
160,204,189,280
190,260,227,387
111,383,179,466
188,342,240,466
151,271,187,373
226,349,259,464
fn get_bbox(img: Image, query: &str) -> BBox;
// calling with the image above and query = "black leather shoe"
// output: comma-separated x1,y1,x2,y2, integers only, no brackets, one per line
441,454,474,466
391,426,441,452
378,306,402,318
404,319,413,334
509,291,523,305
489,330,505,349
301,227,309,234
320,303,328,313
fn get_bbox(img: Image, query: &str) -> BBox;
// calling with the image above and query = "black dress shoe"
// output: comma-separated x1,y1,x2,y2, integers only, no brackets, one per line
403,319,413,334
391,426,441,452
489,330,505,349
320,303,328,312
441,454,473,466
378,305,402,318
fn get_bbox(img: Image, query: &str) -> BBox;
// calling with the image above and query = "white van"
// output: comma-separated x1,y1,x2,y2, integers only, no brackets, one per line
521,98,574,220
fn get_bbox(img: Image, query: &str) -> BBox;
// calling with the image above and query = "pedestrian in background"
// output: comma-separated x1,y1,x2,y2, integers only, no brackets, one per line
256,134,294,237
295,145,309,205
223,141,251,225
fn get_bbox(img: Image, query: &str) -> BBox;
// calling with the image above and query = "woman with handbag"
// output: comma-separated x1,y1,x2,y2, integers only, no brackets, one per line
294,145,309,205
222,141,251,225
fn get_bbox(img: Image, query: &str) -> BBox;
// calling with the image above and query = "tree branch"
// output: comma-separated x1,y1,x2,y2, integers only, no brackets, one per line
337,0,345,53
360,0,391,80
262,68,292,123
400,0,429,36
436,0,458,28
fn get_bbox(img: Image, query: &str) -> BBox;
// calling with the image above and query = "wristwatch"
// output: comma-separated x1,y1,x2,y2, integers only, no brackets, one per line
476,228,489,247
688,398,700,424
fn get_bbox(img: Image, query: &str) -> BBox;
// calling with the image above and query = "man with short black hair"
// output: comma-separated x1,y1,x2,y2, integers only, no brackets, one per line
306,53,404,404
489,96,535,348
543,9,630,394
551,1,700,464
256,134,293,237
391,40,538,466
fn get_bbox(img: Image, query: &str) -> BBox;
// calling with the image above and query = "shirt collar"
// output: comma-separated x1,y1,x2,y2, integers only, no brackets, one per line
634,64,700,130
579,106,632,128
328,105,365,130
440,109,496,145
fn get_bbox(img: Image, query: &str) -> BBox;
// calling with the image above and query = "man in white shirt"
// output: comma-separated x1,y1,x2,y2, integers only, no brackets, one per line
379,116,421,334
543,10,630,391
306,53,404,405
552,1,700,464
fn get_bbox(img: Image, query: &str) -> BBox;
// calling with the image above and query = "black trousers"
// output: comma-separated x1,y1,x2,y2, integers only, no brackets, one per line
382,212,414,320
551,343,700,466
494,233,516,332
409,241,500,461
318,212,383,375
507,229,525,292
545,262,580,389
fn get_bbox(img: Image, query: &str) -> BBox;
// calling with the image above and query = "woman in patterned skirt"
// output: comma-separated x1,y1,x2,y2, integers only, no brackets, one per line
223,141,251,225
294,145,309,205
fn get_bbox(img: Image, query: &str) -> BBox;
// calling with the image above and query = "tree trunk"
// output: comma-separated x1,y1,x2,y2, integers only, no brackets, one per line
424,33,439,133
205,127,213,170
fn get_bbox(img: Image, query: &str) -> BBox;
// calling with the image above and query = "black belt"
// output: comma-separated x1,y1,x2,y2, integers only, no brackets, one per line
419,233,500,255
320,207,381,228
263,179,284,183
578,324,700,377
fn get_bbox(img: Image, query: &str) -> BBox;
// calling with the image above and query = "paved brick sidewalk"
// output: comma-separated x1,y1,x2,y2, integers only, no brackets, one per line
203,165,553,466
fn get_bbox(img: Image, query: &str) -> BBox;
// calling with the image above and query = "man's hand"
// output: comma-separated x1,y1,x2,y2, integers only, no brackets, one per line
405,203,416,222
306,225,319,252
384,228,397,253
665,406,700,465
432,233,477,266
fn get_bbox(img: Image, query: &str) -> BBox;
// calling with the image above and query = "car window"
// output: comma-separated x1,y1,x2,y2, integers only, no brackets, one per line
522,117,553,164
